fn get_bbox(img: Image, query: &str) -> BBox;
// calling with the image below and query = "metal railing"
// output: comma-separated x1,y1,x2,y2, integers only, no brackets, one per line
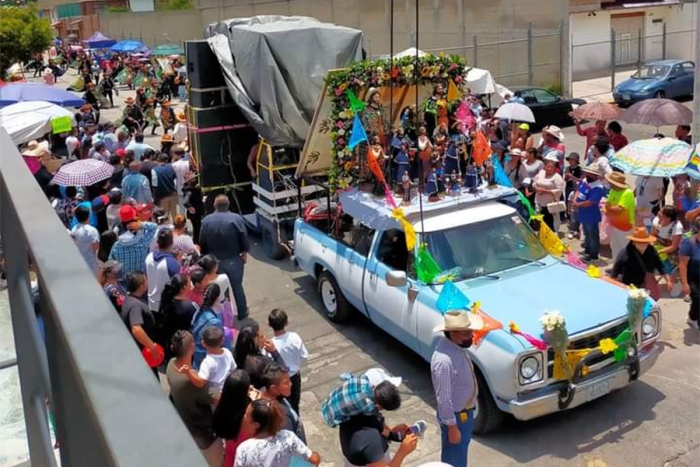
0,128,207,466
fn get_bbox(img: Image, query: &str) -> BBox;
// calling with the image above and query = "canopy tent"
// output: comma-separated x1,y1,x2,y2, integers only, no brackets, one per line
0,101,75,145
83,31,116,49
377,47,430,59
110,40,150,53
152,43,184,56
0,83,84,108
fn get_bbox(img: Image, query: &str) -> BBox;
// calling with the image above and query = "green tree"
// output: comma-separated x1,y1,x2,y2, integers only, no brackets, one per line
0,5,53,77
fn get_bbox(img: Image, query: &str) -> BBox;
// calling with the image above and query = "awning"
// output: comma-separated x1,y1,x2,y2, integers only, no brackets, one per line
70,19,83,26
602,0,680,10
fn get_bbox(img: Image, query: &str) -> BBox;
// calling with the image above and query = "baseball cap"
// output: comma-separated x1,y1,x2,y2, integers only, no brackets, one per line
518,123,530,131
119,205,138,223
364,368,402,388
115,148,126,158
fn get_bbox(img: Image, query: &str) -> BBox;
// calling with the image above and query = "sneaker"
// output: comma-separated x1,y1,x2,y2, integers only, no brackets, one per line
410,420,428,437
670,283,683,298
687,318,699,330
582,255,599,263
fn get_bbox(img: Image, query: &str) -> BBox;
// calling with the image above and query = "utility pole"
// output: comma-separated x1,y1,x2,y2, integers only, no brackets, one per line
693,0,700,146
559,0,572,96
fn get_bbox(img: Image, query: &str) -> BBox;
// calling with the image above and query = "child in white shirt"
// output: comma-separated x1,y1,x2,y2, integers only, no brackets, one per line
268,309,308,414
184,326,236,395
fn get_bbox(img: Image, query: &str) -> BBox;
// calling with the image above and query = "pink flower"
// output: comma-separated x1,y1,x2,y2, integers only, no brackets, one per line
334,88,343,96
337,138,346,146
337,121,345,128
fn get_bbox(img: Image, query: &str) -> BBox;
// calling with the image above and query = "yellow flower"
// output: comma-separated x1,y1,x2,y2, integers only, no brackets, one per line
598,338,618,355
509,321,521,333
438,51,445,58
587,264,600,278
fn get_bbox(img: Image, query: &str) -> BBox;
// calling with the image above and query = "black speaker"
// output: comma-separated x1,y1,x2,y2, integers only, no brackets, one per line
187,104,248,129
190,126,258,189
185,40,225,89
189,86,234,109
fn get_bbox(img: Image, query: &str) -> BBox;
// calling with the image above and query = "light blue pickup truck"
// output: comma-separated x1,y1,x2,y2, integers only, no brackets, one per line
293,186,661,433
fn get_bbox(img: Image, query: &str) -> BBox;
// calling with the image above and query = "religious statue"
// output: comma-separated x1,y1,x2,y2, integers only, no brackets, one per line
401,171,412,206
422,83,448,137
425,168,439,202
362,88,390,149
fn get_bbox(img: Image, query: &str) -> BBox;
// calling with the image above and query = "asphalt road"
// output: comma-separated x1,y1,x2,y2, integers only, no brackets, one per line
18,72,700,467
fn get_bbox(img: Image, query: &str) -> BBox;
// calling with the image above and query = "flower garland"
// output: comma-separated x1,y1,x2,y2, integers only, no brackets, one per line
325,53,469,190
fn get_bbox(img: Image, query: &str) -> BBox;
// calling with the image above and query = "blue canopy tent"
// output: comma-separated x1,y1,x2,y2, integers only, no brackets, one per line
83,32,116,49
110,40,150,53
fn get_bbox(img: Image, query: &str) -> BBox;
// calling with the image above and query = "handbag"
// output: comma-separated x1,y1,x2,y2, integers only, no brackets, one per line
546,201,566,213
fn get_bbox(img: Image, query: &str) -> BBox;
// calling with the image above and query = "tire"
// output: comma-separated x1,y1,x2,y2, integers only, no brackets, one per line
317,270,352,323
472,370,505,434
262,219,287,260
654,90,665,99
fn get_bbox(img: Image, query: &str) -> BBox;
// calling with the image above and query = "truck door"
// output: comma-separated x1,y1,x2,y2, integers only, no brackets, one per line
363,229,420,353
333,225,374,315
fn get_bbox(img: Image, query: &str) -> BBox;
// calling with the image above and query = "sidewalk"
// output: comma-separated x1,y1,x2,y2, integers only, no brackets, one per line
572,70,637,102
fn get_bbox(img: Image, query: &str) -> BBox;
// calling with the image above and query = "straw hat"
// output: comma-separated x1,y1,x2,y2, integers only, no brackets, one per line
176,112,186,122
160,133,174,143
509,148,523,157
80,104,92,112
543,125,565,141
124,97,135,105
626,227,656,244
581,163,605,177
21,140,50,157
605,171,628,190
433,310,484,333
366,87,381,102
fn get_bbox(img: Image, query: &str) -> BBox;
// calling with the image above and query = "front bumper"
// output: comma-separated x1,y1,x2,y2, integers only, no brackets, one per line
613,91,653,105
507,343,660,421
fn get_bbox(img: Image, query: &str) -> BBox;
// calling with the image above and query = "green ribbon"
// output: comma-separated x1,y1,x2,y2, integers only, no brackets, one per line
416,244,442,284
517,191,536,220
346,89,366,113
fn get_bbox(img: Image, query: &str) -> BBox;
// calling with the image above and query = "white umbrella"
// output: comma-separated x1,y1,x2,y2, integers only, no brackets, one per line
494,102,535,123
0,101,75,145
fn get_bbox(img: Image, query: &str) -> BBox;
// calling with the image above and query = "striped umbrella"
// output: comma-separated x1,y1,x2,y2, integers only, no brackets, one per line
686,143,700,181
52,159,114,186
610,137,691,177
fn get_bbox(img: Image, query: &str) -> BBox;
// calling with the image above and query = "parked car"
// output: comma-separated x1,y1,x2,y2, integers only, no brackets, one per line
510,87,586,130
293,187,661,433
613,60,695,106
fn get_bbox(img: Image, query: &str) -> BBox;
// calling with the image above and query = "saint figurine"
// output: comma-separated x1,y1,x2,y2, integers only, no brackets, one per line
417,126,433,187
422,83,448,137
402,171,412,206
426,168,439,202
362,88,389,149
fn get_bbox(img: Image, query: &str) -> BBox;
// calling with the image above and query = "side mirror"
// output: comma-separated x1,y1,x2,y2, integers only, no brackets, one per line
385,270,408,287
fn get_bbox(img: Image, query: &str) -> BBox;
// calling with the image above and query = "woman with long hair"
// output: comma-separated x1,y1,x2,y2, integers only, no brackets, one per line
188,267,206,306
213,370,255,467
97,230,118,264
233,320,286,389
173,214,199,269
191,283,223,369
234,399,320,467
160,273,198,359
199,254,235,328
99,260,125,313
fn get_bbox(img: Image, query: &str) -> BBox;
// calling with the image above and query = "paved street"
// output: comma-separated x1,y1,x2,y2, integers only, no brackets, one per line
1,70,698,467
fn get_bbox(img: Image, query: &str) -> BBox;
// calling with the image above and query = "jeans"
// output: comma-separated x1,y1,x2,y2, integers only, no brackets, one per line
289,372,302,415
582,222,600,259
439,409,475,467
568,208,580,234
219,257,248,319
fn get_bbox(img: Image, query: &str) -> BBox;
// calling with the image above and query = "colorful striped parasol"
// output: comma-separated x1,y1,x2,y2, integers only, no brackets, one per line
610,137,691,177
685,143,700,181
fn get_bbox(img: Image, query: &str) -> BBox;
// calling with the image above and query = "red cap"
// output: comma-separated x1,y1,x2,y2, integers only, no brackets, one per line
115,148,126,158
119,205,138,223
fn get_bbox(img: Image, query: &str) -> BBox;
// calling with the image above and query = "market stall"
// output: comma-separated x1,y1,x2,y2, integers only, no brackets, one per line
0,101,75,145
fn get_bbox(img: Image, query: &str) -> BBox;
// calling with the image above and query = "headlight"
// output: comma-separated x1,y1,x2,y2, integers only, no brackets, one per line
518,354,543,385
642,313,658,339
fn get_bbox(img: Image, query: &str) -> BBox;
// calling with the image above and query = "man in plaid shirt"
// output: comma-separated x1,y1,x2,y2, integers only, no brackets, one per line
109,205,158,280
321,368,402,427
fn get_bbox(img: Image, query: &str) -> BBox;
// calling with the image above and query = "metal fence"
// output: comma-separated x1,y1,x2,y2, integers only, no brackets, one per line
0,128,207,467
572,27,696,90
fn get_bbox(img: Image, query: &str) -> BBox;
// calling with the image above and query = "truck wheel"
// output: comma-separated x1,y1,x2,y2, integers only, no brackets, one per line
472,371,505,434
318,271,352,323
262,219,287,260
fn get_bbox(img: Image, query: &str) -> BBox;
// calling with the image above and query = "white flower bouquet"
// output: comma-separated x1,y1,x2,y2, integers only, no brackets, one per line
540,310,569,353
627,288,648,330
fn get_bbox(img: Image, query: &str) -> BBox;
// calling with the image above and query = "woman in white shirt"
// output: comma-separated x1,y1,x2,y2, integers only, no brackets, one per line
533,156,565,231
235,399,320,467
651,205,685,295
517,147,544,188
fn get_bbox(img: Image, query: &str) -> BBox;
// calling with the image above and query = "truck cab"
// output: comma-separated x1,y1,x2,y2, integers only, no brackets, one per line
294,187,661,433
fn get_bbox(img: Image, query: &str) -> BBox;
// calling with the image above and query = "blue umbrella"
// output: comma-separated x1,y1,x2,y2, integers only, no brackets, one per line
110,40,149,53
0,83,85,108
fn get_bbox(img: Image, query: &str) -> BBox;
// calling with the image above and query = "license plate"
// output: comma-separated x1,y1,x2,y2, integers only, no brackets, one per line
586,378,612,402
622,94,631,101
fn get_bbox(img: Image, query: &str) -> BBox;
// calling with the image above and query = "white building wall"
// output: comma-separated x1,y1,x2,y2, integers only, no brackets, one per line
571,3,697,81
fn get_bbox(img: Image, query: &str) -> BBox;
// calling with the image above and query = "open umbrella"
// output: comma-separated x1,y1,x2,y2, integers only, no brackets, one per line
110,40,148,53
495,102,535,123
152,43,184,56
620,99,692,127
52,159,114,186
0,83,84,108
610,137,691,177
0,101,75,145
571,102,621,121
685,143,700,181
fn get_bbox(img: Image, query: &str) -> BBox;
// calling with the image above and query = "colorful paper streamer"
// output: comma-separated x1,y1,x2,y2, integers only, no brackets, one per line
367,147,385,183
471,130,491,167
565,249,587,271
492,156,512,187
382,183,398,210
472,304,504,347
415,243,441,283
509,321,548,350
517,191,536,220
347,114,368,150
447,79,461,101
346,89,366,113
436,280,471,313
587,264,601,278
391,208,416,251
538,219,566,257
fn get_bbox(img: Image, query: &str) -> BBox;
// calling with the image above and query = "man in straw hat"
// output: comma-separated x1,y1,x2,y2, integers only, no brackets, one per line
122,96,143,134
604,171,636,261
431,310,483,467
609,227,668,300
539,125,566,168
173,111,188,144
159,100,176,135
573,164,607,262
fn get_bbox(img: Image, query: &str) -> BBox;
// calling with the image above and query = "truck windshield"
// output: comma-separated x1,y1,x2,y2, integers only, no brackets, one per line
422,213,547,283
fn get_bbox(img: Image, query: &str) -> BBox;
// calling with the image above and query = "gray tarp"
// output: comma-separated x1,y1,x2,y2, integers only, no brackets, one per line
204,16,363,148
